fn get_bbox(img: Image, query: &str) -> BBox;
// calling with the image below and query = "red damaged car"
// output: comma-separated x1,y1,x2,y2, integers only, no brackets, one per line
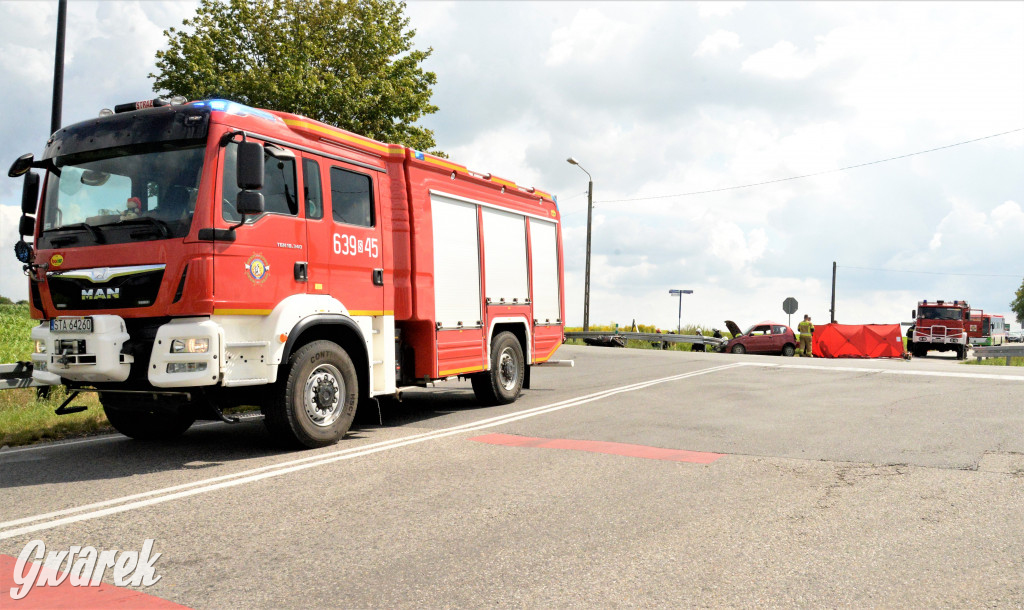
723,320,798,356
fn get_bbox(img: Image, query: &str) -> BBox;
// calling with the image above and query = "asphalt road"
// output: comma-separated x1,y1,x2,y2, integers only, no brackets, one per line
2,345,1023,607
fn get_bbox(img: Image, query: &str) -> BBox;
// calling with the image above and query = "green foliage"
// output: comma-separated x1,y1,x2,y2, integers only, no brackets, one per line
0,296,13,305
152,0,441,152
1011,277,1024,326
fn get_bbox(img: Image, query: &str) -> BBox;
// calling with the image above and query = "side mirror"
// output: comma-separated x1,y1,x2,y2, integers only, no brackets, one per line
237,141,264,190
8,153,34,178
911,310,916,319
22,171,40,214
236,190,265,217
19,215,35,236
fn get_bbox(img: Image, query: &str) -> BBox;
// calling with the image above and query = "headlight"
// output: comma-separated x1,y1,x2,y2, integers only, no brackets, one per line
34,340,47,354
171,338,210,353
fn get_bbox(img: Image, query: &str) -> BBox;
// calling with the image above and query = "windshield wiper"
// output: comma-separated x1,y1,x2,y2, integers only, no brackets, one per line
101,217,172,239
45,223,106,244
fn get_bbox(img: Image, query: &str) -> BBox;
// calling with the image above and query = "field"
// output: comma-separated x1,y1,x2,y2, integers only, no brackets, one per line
563,323,730,352
0,304,107,446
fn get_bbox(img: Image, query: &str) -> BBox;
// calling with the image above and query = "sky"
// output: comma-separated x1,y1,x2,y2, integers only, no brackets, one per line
1,0,1022,332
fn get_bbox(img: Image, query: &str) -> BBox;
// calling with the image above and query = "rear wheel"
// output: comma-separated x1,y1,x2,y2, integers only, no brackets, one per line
781,344,796,357
100,394,195,441
731,344,746,355
265,340,358,448
472,331,525,405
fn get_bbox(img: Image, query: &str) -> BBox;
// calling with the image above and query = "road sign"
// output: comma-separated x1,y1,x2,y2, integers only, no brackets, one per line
783,297,798,327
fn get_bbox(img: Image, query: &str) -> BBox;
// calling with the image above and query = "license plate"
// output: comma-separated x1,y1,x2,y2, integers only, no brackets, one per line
50,317,93,333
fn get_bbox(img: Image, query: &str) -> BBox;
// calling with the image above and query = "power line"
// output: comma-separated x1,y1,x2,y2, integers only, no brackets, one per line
839,265,1022,279
596,127,1024,204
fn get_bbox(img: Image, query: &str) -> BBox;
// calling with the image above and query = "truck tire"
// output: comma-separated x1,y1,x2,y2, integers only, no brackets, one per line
731,344,746,355
472,331,524,405
265,340,358,449
781,344,796,357
100,394,195,441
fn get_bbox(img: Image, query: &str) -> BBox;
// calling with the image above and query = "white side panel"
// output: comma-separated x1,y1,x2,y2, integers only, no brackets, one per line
482,208,529,303
431,194,482,328
529,219,561,323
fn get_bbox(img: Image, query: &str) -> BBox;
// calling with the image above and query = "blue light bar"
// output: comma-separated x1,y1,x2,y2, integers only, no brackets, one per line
192,99,281,123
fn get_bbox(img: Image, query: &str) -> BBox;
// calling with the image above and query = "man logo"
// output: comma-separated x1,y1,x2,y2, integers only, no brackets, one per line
82,288,119,300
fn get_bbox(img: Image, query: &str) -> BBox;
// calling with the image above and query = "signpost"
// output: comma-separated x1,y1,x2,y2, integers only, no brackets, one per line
783,297,799,327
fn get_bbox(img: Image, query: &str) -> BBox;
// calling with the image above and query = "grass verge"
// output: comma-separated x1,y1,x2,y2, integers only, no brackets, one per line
1,303,110,447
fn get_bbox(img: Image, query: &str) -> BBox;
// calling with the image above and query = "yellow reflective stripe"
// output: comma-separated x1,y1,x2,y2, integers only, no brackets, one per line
438,365,485,376
282,119,402,156
213,309,272,316
348,310,394,316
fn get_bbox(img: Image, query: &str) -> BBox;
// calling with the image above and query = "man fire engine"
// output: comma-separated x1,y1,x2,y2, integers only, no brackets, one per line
907,299,970,359
9,96,568,448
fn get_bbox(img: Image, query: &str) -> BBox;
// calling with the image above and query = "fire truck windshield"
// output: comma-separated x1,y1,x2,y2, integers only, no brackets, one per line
918,307,963,321
39,144,205,248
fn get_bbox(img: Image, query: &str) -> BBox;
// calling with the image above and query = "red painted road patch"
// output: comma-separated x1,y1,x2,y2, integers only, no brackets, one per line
1,554,188,609
470,433,724,464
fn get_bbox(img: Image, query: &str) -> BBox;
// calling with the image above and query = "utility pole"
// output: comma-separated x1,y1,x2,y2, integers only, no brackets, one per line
567,157,594,331
51,0,68,134
830,261,837,323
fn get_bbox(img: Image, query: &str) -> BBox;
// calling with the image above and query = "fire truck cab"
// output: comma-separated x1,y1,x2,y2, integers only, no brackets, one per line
908,299,970,360
10,97,567,448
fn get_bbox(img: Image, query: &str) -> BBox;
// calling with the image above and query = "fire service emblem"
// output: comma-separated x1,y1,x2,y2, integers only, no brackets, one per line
245,253,269,285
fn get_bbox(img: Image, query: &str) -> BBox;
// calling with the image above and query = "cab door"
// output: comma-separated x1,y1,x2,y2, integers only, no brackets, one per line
325,164,384,317
212,141,306,314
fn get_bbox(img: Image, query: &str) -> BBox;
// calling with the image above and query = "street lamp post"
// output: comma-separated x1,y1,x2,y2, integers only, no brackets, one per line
668,289,693,334
567,157,594,331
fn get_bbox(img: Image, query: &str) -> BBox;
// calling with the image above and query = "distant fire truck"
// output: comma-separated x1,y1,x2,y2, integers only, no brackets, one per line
907,300,970,359
9,97,568,448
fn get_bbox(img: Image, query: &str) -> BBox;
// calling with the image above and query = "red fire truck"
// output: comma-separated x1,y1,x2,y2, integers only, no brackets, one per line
907,299,970,359
9,97,567,448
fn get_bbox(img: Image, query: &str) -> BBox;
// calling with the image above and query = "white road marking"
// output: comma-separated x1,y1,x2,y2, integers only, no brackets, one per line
749,362,1024,381
0,363,745,541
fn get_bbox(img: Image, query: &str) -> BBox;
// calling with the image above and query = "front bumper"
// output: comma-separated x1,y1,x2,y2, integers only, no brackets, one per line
31,315,223,388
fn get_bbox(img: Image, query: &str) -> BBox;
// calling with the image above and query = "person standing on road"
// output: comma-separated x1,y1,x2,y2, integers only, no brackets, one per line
798,315,814,357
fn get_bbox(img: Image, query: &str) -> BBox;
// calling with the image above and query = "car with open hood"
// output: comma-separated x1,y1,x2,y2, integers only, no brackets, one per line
723,320,798,356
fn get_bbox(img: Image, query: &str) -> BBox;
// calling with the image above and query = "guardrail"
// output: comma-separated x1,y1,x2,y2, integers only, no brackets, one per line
565,331,726,348
0,362,45,389
972,345,1024,365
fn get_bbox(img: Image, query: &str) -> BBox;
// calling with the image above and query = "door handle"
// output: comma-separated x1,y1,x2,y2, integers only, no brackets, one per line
372,268,384,286
294,262,308,282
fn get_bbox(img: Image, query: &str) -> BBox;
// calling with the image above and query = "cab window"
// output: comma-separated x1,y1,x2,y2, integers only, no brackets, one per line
304,159,323,220
222,142,298,223
330,166,374,227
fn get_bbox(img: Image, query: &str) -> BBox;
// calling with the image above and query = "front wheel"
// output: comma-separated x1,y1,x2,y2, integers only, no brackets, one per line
472,331,525,405
100,394,195,441
265,340,359,448
731,344,746,355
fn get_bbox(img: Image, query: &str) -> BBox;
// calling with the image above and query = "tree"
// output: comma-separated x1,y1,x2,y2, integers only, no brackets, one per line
1011,277,1024,326
151,0,440,152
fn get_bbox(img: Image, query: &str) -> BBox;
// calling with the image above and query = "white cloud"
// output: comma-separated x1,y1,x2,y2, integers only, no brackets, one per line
545,8,642,66
742,40,822,80
697,1,746,19
0,204,27,302
694,30,742,58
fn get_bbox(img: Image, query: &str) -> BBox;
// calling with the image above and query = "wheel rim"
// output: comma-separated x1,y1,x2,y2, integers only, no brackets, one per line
498,347,518,391
303,363,344,427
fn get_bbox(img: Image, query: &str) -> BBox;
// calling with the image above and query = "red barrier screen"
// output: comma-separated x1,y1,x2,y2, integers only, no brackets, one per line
812,323,904,358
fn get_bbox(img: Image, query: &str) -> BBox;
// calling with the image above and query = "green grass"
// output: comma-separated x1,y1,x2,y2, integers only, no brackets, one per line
964,356,1024,367
0,304,108,446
